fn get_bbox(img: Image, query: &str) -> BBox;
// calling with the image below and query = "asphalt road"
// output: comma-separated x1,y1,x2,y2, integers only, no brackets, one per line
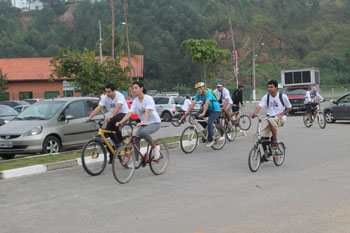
1,103,350,233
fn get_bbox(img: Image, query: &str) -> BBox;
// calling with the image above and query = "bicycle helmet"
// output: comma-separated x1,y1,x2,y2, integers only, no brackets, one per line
194,82,205,89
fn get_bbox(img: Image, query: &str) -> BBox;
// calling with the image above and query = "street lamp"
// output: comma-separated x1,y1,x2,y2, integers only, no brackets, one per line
252,42,264,101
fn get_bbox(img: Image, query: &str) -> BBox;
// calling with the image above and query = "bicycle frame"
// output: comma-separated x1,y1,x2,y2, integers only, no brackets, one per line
97,128,117,155
190,117,211,140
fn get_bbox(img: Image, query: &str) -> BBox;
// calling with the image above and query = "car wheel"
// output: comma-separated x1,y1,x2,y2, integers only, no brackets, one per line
325,111,335,123
161,111,172,122
0,154,15,160
42,136,61,154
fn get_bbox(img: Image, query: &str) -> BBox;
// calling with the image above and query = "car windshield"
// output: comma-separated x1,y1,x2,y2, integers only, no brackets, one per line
175,97,185,105
0,105,18,116
286,88,308,95
16,101,65,120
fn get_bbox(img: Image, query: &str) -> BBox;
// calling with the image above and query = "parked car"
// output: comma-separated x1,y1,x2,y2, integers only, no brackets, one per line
0,105,18,126
0,97,104,160
324,93,350,123
153,96,185,121
13,104,30,113
23,99,42,105
0,100,29,108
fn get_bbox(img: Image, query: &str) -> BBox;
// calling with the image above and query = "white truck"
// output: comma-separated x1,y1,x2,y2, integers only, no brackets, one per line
281,67,320,113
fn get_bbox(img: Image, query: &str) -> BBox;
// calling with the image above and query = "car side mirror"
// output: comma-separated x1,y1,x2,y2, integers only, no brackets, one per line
332,100,338,105
65,114,74,123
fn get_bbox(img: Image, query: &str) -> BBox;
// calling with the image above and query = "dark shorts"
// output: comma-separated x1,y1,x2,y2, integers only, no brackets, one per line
232,105,239,113
305,103,318,113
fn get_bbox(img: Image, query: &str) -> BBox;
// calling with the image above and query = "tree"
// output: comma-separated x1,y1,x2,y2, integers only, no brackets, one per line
0,68,8,93
182,39,231,85
50,48,130,96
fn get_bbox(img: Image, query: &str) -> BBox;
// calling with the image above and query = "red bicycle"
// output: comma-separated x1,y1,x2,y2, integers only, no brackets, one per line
112,121,169,184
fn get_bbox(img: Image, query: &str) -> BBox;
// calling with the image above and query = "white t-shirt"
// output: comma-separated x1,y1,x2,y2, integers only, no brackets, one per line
181,99,192,111
214,87,233,105
259,92,292,122
99,91,129,115
130,94,161,124
304,91,324,104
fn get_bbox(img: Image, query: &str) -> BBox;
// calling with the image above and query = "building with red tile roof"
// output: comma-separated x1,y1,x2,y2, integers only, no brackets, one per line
0,55,144,100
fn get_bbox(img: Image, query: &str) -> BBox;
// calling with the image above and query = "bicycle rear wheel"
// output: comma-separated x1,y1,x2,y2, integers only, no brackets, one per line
211,124,226,150
112,143,135,184
171,114,182,127
226,119,237,142
239,115,251,131
273,142,286,166
248,146,261,172
149,139,169,175
317,112,326,129
81,139,107,176
303,113,313,128
180,126,198,153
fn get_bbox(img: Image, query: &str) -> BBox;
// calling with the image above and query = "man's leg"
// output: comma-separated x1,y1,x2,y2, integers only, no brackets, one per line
207,111,219,143
267,117,284,148
107,113,126,145
305,104,312,121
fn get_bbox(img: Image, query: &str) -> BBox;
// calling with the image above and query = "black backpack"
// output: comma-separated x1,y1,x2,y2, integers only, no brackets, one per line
267,92,285,107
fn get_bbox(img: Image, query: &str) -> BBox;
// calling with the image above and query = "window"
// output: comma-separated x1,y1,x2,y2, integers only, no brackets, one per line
285,72,293,84
156,97,169,104
339,95,350,104
19,92,33,100
86,100,101,115
294,72,302,83
45,91,60,99
64,101,86,118
302,71,311,83
64,91,73,97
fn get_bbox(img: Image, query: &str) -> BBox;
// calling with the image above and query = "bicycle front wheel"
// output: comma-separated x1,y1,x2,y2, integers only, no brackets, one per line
317,112,326,129
150,139,169,175
303,113,313,128
81,139,107,176
239,115,251,131
226,119,237,142
180,126,198,153
112,143,135,184
211,124,226,150
248,146,261,172
273,142,286,166
171,114,182,127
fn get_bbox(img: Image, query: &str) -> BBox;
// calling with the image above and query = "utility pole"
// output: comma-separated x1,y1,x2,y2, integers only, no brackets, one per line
98,20,103,64
110,0,115,61
252,41,256,101
123,0,135,82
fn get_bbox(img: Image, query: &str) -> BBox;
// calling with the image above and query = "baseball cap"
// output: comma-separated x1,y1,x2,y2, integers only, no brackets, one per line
216,81,223,87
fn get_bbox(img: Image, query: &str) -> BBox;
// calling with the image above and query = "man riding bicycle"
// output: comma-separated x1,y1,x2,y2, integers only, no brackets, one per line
180,82,220,148
86,83,129,163
214,81,233,128
305,87,324,123
231,83,245,123
250,80,292,149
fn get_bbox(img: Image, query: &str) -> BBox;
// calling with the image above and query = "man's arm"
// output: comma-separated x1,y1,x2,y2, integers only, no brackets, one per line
86,105,103,121
251,106,262,118
199,100,210,117
105,103,122,121
222,98,229,109
180,100,197,121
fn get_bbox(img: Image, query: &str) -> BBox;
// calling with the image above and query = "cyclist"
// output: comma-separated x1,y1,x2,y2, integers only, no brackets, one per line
250,80,292,150
180,82,220,148
214,81,233,127
86,83,129,163
181,95,192,112
305,87,324,123
115,81,161,164
231,83,245,123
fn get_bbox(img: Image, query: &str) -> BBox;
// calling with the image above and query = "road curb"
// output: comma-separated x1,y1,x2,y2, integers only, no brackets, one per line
0,132,247,180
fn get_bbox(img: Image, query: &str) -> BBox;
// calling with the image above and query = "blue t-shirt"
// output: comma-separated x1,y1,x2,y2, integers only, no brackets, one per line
194,91,220,112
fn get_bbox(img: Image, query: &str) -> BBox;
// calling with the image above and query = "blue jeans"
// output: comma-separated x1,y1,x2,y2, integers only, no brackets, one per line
195,110,219,142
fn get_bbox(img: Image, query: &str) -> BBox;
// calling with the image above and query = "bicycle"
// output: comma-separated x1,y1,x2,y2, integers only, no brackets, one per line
171,107,196,127
112,121,169,184
179,115,226,153
81,119,127,176
248,115,286,172
233,106,251,131
303,104,326,129
216,110,237,142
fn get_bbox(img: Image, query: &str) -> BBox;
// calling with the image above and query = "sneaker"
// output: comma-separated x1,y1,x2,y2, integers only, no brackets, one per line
108,155,113,164
128,160,138,168
206,141,215,148
153,145,161,160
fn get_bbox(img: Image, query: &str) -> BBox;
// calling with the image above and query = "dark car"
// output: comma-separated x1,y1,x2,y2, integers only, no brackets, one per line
0,105,18,126
324,94,350,123
0,100,29,108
